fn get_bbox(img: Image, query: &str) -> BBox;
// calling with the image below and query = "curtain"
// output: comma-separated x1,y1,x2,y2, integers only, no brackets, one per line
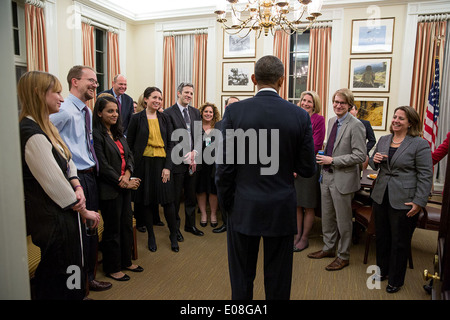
192,33,208,108
82,23,95,69
24,1,48,72
273,29,290,100
107,30,121,88
436,22,450,185
410,20,447,120
307,26,332,120
163,36,176,110
175,34,195,88
82,22,95,109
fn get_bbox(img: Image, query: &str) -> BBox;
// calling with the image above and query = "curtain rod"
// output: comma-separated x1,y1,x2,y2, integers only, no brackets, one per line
418,13,450,22
163,29,208,37
82,17,118,34
25,0,44,8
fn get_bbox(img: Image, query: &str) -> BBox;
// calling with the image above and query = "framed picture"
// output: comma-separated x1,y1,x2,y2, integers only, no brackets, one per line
349,58,391,92
354,96,389,131
351,18,395,54
221,95,253,115
223,29,256,58
222,62,255,92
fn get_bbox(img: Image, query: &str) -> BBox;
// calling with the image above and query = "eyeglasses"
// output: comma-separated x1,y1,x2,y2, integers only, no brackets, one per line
333,100,348,106
77,78,99,86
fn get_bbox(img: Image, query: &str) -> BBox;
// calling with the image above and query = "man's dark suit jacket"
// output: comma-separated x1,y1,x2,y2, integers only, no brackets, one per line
360,118,376,155
93,128,134,201
126,110,174,172
164,103,202,174
98,89,134,135
215,90,316,237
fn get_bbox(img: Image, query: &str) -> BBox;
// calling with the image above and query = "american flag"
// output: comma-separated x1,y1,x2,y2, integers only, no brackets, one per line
423,57,440,151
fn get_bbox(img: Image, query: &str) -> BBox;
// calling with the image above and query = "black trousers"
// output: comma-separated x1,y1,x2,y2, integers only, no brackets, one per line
77,170,99,283
373,189,418,287
227,229,293,300
100,189,133,274
173,170,198,229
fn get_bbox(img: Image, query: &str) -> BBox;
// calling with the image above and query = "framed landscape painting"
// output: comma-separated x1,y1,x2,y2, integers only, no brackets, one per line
349,58,391,93
354,96,389,131
351,18,395,54
223,29,256,58
222,62,255,92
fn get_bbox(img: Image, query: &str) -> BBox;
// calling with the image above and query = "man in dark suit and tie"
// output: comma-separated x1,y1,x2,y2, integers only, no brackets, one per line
216,56,316,300
98,74,133,135
164,82,204,240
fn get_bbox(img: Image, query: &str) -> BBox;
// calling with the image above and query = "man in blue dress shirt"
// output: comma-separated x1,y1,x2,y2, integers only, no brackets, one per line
50,65,112,296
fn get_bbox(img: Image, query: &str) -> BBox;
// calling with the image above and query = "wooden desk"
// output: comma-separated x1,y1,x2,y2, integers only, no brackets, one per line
361,168,378,189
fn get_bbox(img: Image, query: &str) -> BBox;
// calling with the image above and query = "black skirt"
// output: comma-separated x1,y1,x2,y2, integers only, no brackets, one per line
133,156,174,206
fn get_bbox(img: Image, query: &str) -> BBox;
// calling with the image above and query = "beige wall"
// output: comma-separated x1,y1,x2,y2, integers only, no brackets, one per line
56,0,75,96
126,23,156,102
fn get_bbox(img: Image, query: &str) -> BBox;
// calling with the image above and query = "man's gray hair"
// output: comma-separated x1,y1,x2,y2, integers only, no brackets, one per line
177,82,194,93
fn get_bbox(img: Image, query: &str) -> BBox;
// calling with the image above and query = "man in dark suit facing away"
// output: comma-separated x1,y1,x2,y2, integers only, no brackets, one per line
98,74,134,135
215,55,316,300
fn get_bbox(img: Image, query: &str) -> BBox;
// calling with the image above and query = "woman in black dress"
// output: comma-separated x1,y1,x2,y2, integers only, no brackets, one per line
196,102,221,227
127,87,179,252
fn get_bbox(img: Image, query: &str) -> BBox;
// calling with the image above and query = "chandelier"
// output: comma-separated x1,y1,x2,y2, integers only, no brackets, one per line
214,0,324,38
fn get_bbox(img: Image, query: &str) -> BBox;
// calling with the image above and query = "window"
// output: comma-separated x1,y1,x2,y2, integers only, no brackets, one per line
288,30,310,105
12,0,27,110
95,27,107,92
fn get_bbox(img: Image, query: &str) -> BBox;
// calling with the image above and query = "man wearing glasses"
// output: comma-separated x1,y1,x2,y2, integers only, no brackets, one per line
50,65,112,297
308,88,366,271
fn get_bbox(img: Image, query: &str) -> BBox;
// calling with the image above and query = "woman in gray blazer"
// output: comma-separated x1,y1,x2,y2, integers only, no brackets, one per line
369,106,432,293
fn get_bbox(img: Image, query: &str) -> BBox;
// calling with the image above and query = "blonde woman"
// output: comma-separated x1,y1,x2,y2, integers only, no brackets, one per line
18,71,100,299
196,102,221,227
294,91,325,251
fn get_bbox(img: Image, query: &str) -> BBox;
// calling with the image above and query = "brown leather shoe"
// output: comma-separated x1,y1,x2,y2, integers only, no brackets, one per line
307,250,336,259
89,279,112,291
325,257,349,271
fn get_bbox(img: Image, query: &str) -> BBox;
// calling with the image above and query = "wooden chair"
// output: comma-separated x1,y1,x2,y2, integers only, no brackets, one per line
417,200,441,232
353,205,376,264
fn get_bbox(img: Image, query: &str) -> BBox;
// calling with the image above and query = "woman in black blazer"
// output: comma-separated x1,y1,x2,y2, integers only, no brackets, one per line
127,87,178,252
93,95,143,281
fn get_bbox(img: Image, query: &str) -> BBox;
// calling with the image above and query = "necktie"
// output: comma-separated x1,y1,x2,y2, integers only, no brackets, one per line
183,107,190,126
183,107,193,150
83,106,99,172
117,96,122,114
324,120,338,171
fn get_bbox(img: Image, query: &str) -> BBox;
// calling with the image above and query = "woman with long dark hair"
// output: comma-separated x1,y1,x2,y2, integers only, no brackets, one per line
92,95,143,281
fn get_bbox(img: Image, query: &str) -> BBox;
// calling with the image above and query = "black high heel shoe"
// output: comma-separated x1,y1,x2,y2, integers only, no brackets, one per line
148,235,157,252
210,221,218,228
170,234,179,253
200,221,207,227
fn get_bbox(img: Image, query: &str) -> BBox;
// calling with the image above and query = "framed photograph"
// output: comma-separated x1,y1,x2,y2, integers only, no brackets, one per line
351,18,395,54
354,96,389,131
349,58,391,92
222,62,255,92
223,29,256,58
221,95,253,115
